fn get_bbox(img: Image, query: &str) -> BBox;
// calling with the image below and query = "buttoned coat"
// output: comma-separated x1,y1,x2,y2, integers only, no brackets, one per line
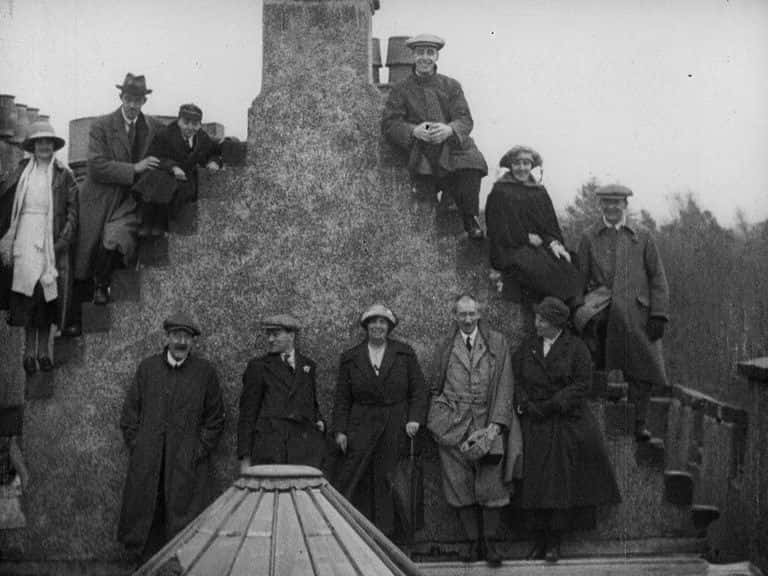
430,320,523,492
74,108,163,279
117,352,225,549
381,71,487,177
237,352,325,467
331,339,428,535
0,159,78,326
578,221,669,387
513,332,621,509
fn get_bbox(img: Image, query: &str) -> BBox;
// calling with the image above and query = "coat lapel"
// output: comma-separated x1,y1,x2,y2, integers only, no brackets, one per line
377,342,397,382
111,109,131,157
451,332,472,372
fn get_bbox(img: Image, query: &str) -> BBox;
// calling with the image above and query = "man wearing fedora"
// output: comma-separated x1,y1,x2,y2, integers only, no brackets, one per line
575,184,670,442
135,103,222,236
237,314,326,472
382,34,488,240
118,311,225,561
427,293,521,565
73,73,163,309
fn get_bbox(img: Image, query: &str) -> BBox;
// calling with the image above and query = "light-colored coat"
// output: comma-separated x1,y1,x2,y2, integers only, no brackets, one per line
74,108,162,279
429,321,522,506
578,220,669,387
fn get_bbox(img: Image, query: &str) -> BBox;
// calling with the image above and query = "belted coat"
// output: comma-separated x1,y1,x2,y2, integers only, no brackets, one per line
331,338,428,535
578,221,669,387
117,352,225,549
428,321,523,506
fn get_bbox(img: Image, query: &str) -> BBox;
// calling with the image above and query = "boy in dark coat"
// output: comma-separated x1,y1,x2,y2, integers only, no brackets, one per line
135,103,221,236
237,314,326,471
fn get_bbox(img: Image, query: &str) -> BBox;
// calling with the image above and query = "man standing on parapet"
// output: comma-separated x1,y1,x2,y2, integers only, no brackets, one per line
118,311,225,562
73,73,163,309
382,34,487,240
574,184,670,442
237,314,326,471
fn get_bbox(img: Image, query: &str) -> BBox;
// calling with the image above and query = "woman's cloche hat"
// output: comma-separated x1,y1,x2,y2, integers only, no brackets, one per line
359,303,398,328
22,121,65,153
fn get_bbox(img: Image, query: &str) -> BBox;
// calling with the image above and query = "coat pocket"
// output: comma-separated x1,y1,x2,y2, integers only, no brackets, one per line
427,395,465,447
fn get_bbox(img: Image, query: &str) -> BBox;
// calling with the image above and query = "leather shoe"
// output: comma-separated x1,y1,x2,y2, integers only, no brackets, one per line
545,543,561,563
525,540,546,560
62,324,82,338
484,539,502,566
22,357,37,376
38,356,54,372
460,540,482,563
93,285,110,306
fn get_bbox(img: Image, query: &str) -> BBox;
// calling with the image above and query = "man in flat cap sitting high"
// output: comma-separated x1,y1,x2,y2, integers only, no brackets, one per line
382,33,488,240
136,103,222,237
575,184,670,442
237,314,326,472
74,73,164,308
118,311,225,561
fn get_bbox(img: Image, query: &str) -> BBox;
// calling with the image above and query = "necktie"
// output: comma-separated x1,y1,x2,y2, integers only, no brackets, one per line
127,122,136,147
465,336,472,353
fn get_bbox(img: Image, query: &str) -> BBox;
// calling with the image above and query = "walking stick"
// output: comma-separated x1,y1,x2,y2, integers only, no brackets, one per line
408,435,416,544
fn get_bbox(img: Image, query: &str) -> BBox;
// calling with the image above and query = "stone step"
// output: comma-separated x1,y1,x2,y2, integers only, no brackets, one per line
691,505,720,535
664,470,694,507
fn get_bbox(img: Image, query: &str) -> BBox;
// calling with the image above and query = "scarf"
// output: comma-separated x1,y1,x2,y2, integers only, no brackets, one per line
5,158,58,301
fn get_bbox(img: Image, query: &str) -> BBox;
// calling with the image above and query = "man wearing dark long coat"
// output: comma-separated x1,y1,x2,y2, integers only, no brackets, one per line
381,34,487,240
74,74,163,306
332,304,429,537
427,294,522,565
118,312,225,560
575,184,670,441
237,314,325,471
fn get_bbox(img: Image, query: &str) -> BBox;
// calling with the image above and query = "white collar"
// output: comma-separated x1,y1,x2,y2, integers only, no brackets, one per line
460,326,478,345
121,107,136,127
542,330,563,347
166,350,187,368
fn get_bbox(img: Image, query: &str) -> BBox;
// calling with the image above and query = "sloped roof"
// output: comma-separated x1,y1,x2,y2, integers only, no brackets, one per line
134,465,423,576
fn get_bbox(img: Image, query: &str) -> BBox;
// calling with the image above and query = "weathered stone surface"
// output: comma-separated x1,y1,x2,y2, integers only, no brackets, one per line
25,372,54,401
109,269,141,303
81,303,111,334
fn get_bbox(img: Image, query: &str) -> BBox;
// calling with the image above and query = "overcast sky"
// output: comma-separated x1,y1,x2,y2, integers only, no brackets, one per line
1,0,766,226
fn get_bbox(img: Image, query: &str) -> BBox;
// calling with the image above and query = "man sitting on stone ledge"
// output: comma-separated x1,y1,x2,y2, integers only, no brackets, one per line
74,73,163,307
382,33,487,240
134,103,221,237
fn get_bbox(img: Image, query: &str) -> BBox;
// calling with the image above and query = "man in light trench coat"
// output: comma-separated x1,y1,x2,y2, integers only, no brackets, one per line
575,184,670,442
427,293,523,566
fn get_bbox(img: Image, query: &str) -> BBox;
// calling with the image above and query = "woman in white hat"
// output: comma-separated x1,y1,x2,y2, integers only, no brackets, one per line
0,121,78,374
331,303,429,538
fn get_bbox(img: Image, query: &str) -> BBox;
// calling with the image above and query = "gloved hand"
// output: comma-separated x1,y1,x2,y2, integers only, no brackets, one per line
646,316,666,341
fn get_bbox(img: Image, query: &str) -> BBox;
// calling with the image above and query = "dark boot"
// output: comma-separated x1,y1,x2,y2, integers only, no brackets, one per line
482,507,503,566
457,506,481,563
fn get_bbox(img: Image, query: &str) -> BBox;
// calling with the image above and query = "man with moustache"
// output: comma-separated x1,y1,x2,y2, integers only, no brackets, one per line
575,184,670,442
382,34,487,240
237,314,326,472
73,73,163,310
118,311,225,561
427,294,522,565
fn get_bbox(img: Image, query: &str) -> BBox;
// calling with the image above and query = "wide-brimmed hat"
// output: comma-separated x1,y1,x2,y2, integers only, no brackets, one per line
360,303,398,328
260,314,301,332
499,145,543,170
534,297,570,328
163,311,201,336
178,103,203,122
595,184,633,200
22,121,65,153
116,73,152,96
405,33,445,51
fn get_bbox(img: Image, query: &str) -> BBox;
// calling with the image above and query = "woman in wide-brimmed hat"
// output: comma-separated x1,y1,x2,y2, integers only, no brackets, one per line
485,146,584,307
331,304,429,538
0,121,78,375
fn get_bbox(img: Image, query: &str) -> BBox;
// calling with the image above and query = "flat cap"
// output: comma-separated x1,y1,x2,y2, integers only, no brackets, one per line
163,311,201,336
178,103,203,121
595,184,633,199
405,33,445,50
534,297,570,328
360,303,398,328
261,314,301,332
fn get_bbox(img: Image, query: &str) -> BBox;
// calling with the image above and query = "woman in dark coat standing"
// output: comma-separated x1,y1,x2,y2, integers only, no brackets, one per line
485,146,583,306
0,121,78,374
332,304,429,537
513,297,621,562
